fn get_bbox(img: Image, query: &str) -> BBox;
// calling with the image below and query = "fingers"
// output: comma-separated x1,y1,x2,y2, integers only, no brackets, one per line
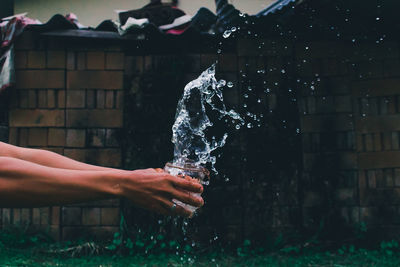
159,199,193,218
170,176,203,193
154,168,164,173
172,189,204,208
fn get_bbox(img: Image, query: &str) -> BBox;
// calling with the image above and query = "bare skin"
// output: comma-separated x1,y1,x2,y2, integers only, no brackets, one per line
0,142,204,218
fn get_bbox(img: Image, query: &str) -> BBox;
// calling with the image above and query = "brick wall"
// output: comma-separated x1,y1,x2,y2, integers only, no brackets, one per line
3,30,400,242
2,32,124,240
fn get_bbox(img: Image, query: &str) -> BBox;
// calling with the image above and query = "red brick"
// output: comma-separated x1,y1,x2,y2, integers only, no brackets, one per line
67,71,123,90
18,128,28,146
359,151,400,169
101,208,119,225
115,91,123,109
88,129,105,147
133,56,144,74
82,208,101,225
47,50,66,69
40,207,50,225
16,70,65,89
384,169,394,187
8,128,18,145
9,109,65,127
373,133,382,151
105,91,114,108
86,90,95,108
303,152,357,170
144,55,152,70
66,109,123,128
87,51,105,70
383,132,391,151
356,115,400,133
32,208,40,225
67,51,75,70
66,129,86,147
27,51,46,69
13,209,21,224
28,90,37,108
2,209,11,225
105,52,124,70
365,134,373,152
66,90,86,108
28,128,48,146
48,128,66,146
57,90,66,108
14,51,28,69
395,169,400,186
77,52,86,70
96,90,105,109
38,89,47,108
367,170,376,188
123,56,135,75
18,90,29,108
106,129,119,147
352,79,400,97
62,207,81,226
393,132,400,150
21,208,30,225
64,148,121,167
47,90,56,108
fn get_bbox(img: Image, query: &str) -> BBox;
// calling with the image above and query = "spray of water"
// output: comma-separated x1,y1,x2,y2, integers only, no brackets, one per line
171,64,244,172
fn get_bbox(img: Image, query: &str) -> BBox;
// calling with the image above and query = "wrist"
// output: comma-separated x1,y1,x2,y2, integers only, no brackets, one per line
96,170,129,198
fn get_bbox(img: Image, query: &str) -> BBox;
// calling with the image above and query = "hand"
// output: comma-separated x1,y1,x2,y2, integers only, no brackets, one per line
119,168,204,217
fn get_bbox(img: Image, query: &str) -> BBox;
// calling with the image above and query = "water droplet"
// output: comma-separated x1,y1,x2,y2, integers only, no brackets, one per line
281,69,286,74
257,69,266,74
225,177,230,182
231,26,237,32
223,29,232,38
257,99,261,103
244,94,249,98
247,86,252,91
227,81,234,88
376,17,380,21
235,125,241,130
217,49,222,54
218,79,226,87
243,103,247,108
247,123,253,128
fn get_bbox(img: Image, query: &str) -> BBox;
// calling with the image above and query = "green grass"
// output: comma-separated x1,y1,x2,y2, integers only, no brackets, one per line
1,247,400,267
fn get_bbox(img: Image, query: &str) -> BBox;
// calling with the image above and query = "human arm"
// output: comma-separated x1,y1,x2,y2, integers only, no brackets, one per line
0,141,113,171
0,156,203,217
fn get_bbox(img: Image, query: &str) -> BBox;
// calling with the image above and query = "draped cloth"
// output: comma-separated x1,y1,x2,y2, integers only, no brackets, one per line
0,16,40,92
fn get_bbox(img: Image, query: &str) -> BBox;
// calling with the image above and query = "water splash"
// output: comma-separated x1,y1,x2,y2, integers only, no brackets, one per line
171,64,243,172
